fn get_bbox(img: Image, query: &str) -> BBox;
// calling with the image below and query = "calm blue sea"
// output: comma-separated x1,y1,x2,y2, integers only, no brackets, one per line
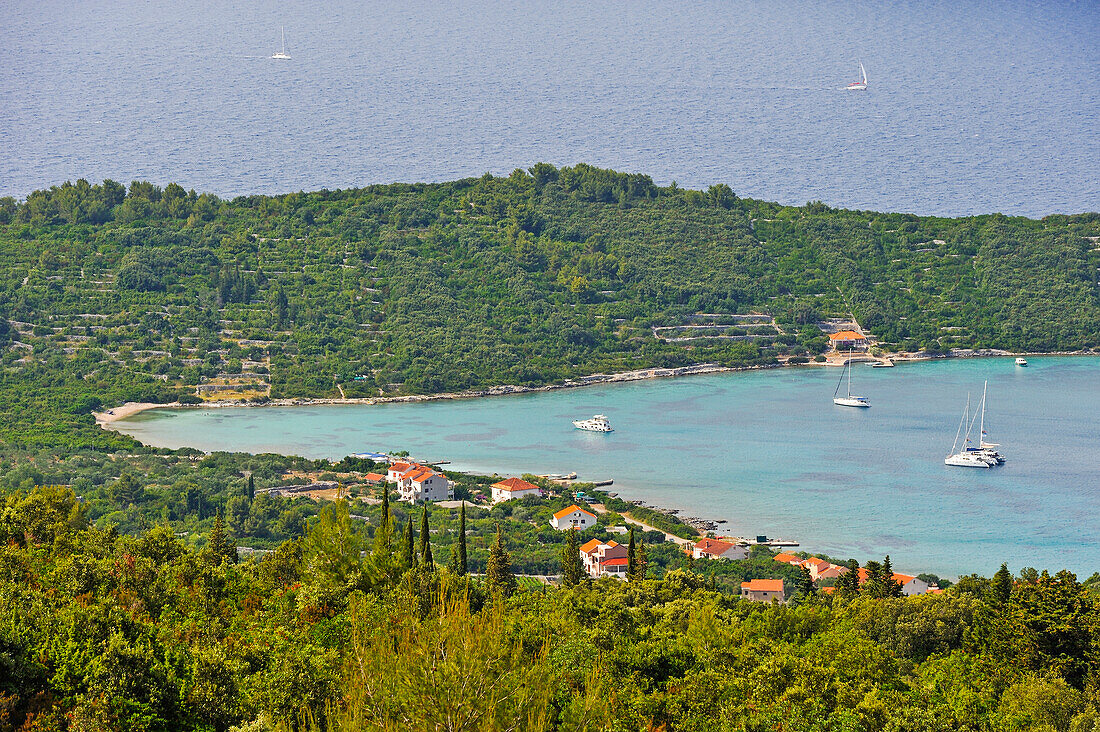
2,0,1098,216
115,357,1100,578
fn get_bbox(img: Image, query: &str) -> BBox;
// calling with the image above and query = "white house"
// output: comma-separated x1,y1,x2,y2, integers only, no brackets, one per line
691,538,749,561
386,461,413,482
396,464,452,503
740,579,785,603
550,504,596,531
490,477,542,504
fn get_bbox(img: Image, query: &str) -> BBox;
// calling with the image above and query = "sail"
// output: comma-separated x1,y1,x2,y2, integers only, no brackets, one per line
859,61,867,84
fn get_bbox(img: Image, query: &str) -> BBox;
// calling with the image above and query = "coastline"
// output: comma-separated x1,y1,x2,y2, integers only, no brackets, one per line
96,349,1097,429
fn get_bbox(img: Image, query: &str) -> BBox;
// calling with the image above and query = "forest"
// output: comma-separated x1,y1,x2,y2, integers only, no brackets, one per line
2,484,1099,732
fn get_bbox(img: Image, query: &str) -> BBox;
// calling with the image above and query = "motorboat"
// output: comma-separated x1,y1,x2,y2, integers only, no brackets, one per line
573,414,613,432
833,350,870,407
1015,357,1028,366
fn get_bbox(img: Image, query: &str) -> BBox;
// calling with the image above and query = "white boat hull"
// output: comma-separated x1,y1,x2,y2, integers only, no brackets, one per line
573,414,613,432
846,83,867,91
945,453,993,468
833,396,870,408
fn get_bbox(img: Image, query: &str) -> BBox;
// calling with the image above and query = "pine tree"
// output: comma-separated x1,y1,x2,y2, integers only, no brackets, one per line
457,502,467,575
882,555,903,598
864,560,883,597
637,542,649,580
247,474,255,503
419,506,433,567
560,527,584,587
992,563,1013,604
799,564,815,597
209,511,236,564
841,559,861,594
486,524,517,598
627,528,637,580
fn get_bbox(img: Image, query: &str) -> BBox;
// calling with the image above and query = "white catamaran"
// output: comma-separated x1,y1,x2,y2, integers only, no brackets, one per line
271,27,291,60
833,351,870,407
965,381,1006,465
847,61,868,91
945,385,1004,468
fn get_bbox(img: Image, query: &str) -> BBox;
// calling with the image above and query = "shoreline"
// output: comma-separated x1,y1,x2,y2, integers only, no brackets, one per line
95,349,1097,428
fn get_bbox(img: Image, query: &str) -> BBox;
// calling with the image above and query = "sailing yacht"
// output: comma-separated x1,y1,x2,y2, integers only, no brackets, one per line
833,351,870,407
271,27,291,60
847,61,868,91
945,393,996,468
965,381,1005,464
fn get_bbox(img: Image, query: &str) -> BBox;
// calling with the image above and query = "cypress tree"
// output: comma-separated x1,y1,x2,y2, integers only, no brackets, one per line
992,563,1013,605
399,520,416,569
627,528,637,580
373,484,392,555
457,502,467,575
485,524,516,598
560,527,583,586
247,474,255,503
419,506,433,567
882,555,903,598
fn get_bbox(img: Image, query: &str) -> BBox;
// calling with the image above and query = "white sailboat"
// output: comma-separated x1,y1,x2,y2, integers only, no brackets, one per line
847,61,868,91
833,351,870,407
966,381,1005,464
271,27,291,60
945,392,996,468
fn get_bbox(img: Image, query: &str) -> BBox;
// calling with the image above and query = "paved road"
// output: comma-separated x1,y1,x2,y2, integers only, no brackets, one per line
590,503,696,546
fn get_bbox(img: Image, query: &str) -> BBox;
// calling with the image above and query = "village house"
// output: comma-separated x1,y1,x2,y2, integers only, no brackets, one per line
362,472,385,485
490,476,542,504
691,538,750,561
395,464,452,504
857,568,930,596
740,579,785,603
386,461,413,482
773,552,802,566
579,538,629,579
773,553,850,582
550,505,597,531
829,330,868,350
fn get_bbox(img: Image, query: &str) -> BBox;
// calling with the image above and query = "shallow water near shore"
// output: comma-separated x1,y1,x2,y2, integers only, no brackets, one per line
116,357,1100,577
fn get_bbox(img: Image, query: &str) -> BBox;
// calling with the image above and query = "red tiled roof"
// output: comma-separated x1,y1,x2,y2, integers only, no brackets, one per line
857,568,916,585
602,557,629,566
774,552,801,565
389,461,412,473
741,579,784,592
579,539,603,554
553,505,596,520
364,472,385,481
492,477,541,493
695,538,737,555
829,330,865,340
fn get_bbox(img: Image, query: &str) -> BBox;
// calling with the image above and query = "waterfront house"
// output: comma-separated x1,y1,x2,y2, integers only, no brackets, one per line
829,330,868,350
579,539,628,578
551,505,597,531
490,476,542,504
396,464,452,504
740,579,785,603
691,538,749,561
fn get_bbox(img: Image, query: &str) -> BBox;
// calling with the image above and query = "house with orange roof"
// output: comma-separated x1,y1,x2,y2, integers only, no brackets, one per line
550,505,597,531
828,330,868,350
490,477,542,504
386,461,414,482
856,567,929,596
773,552,803,566
740,579,785,603
579,539,628,578
363,472,385,484
396,464,452,504
691,538,749,561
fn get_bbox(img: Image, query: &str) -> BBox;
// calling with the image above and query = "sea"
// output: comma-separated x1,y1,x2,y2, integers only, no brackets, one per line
2,0,1099,216
114,357,1100,578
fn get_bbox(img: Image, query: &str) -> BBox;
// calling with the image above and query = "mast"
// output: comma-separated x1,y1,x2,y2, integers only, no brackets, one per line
847,349,853,397
281,26,286,54
979,380,987,446
950,394,969,456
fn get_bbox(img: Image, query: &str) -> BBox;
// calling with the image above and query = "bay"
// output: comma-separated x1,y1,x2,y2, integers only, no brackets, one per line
115,356,1100,578
2,0,1098,216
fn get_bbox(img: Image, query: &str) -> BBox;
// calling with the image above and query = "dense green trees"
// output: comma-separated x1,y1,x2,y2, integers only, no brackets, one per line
2,484,1099,732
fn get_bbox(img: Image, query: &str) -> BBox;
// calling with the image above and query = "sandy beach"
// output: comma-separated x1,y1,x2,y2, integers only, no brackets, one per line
94,401,178,425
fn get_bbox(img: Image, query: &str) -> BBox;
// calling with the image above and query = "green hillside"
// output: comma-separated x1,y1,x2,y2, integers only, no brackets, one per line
2,164,1098,451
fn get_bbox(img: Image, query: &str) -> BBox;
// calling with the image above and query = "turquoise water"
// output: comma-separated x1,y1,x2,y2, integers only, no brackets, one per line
116,357,1100,577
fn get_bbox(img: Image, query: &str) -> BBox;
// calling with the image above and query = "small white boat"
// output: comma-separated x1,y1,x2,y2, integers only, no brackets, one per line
833,351,870,407
573,414,613,432
847,61,868,91
1015,357,1028,366
271,27,291,59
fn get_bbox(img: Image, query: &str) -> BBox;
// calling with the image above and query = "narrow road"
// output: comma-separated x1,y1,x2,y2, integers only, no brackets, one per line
590,503,696,546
